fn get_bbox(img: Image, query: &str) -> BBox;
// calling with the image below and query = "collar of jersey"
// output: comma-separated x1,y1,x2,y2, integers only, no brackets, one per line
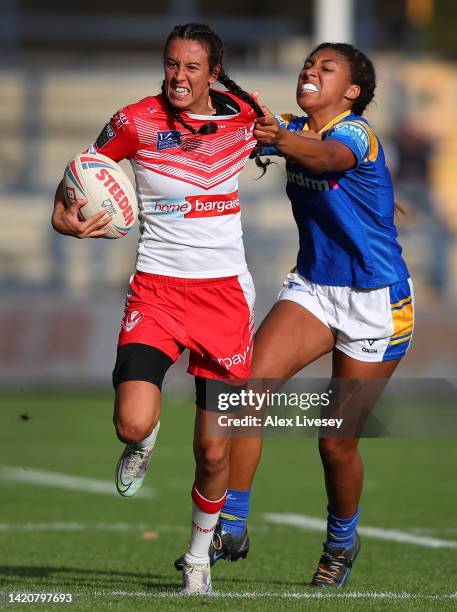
303,110,352,134
183,90,240,121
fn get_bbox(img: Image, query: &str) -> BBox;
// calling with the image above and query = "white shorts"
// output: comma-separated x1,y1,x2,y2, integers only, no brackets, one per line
278,272,414,362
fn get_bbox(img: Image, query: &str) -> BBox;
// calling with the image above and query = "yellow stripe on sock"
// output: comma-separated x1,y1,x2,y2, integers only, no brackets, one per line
219,512,240,522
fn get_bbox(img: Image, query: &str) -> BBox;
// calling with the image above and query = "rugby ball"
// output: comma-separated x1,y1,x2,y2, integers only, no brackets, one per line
63,151,138,239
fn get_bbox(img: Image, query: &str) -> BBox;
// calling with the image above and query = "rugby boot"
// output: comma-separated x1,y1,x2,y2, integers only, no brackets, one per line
115,421,160,497
174,522,249,570
182,559,212,594
311,532,361,588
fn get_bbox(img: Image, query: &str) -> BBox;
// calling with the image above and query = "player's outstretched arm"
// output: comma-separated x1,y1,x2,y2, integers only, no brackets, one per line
254,106,355,174
51,180,111,239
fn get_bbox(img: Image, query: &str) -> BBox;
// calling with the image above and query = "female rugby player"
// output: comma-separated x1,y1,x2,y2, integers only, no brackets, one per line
51,23,265,594
216,43,414,588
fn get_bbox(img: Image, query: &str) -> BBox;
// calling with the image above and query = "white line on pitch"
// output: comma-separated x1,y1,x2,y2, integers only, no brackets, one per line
0,523,271,533
0,522,187,532
0,523,145,532
93,590,457,600
410,527,457,536
0,466,154,498
263,513,457,549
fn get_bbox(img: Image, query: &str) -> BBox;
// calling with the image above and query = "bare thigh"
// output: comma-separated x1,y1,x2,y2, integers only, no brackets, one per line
252,300,335,379
323,349,401,438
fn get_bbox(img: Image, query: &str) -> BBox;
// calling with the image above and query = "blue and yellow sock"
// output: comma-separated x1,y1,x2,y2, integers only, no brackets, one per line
219,489,251,536
326,506,359,549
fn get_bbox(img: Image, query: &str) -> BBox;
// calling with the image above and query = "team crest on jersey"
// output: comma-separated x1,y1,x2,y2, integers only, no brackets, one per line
123,310,144,332
241,126,254,140
95,124,116,149
157,130,181,151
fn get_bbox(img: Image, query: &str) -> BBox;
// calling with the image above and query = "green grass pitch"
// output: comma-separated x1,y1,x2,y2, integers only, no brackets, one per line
0,390,456,610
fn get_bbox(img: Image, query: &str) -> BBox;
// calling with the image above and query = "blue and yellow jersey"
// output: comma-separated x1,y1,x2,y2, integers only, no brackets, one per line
264,111,409,289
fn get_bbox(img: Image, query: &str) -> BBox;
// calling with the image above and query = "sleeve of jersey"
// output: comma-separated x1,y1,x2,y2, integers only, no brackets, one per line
92,107,139,162
253,113,308,157
326,121,370,166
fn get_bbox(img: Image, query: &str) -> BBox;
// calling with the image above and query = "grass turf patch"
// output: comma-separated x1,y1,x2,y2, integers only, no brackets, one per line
0,391,456,610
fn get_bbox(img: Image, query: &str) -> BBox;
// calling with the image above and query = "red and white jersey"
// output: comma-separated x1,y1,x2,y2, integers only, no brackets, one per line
92,91,257,278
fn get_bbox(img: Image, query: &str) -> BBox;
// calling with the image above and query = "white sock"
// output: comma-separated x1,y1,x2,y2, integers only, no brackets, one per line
184,498,223,564
136,420,160,449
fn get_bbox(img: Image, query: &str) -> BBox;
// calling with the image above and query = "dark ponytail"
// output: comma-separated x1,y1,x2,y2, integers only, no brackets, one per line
217,71,271,175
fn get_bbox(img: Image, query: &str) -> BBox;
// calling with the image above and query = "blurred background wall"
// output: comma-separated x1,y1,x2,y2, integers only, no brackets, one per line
1,0,456,388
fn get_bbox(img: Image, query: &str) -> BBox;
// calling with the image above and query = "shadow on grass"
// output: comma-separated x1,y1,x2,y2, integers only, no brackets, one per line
0,565,177,590
0,565,306,591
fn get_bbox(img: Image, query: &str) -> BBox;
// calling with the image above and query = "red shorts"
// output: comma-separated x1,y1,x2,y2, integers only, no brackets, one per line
118,271,255,380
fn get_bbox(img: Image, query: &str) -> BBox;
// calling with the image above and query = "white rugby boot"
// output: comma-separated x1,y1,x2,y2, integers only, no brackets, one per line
115,421,160,497
182,558,212,594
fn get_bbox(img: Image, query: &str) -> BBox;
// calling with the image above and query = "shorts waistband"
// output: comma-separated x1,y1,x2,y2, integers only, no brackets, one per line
135,271,238,287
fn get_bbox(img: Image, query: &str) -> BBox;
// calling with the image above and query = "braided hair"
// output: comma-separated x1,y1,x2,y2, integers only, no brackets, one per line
308,43,376,116
162,23,270,172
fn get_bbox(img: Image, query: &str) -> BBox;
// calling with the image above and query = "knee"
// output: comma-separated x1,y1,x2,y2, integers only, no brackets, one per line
319,438,358,469
114,415,155,445
195,441,229,478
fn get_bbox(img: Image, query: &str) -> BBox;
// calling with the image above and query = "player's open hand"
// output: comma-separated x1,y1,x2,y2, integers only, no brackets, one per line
51,182,111,239
253,106,284,146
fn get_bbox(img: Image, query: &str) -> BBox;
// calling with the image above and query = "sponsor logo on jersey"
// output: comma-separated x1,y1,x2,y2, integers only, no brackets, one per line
95,123,116,149
287,170,330,192
150,200,192,216
114,111,130,129
332,122,369,157
185,193,240,218
157,130,181,151
123,310,143,332
146,191,240,219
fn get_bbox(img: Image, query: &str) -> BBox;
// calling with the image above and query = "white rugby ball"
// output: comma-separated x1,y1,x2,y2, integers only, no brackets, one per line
63,151,137,239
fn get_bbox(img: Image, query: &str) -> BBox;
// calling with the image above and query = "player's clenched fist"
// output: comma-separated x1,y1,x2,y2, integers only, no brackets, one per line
253,106,284,146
